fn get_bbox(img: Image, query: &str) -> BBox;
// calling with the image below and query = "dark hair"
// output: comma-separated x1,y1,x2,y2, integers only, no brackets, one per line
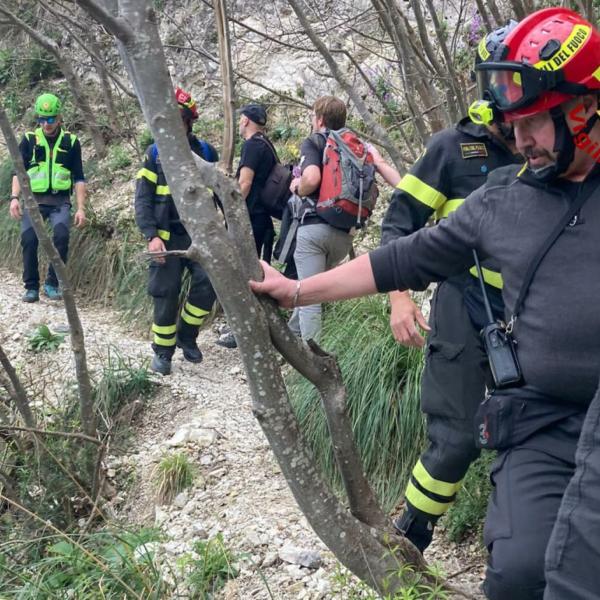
313,96,346,130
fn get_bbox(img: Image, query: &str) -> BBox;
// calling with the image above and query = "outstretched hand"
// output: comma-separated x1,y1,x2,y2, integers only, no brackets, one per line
249,260,297,308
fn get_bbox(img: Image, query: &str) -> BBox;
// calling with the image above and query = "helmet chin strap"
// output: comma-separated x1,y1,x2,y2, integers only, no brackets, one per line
529,105,599,183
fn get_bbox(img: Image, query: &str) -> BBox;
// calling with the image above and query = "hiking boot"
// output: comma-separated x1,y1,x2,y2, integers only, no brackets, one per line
176,341,203,363
22,289,39,303
393,511,434,554
215,330,237,349
43,284,62,300
150,353,172,375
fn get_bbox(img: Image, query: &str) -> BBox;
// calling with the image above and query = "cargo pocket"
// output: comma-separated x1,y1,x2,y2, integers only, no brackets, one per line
483,450,513,549
420,339,466,418
148,263,169,297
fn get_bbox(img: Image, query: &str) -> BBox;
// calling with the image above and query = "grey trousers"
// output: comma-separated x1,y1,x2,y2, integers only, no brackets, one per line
288,223,351,341
544,387,600,600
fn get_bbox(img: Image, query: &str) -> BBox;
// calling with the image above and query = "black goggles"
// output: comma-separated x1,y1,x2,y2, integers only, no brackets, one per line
475,62,565,112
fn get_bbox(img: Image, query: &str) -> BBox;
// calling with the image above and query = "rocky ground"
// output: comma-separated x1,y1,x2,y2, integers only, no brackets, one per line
0,265,485,599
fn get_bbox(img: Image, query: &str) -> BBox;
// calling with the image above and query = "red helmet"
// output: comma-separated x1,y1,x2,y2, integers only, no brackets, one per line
474,8,600,122
175,86,198,120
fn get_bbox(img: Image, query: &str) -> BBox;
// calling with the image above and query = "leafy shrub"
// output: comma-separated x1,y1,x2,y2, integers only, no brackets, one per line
0,528,170,599
27,324,65,353
288,295,425,510
138,128,154,153
106,144,133,173
154,452,195,504
185,534,238,597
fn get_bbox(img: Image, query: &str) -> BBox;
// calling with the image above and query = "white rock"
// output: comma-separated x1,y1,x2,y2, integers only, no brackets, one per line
279,545,322,569
173,491,188,508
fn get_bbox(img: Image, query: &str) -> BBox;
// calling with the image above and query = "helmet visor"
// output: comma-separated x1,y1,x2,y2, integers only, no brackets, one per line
475,62,557,112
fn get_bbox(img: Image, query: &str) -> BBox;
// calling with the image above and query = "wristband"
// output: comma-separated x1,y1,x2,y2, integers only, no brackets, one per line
9,195,19,201
292,280,301,307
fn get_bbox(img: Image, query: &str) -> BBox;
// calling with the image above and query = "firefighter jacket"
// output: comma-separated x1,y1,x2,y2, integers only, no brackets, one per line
381,117,521,292
19,127,84,198
135,135,218,241
371,164,600,406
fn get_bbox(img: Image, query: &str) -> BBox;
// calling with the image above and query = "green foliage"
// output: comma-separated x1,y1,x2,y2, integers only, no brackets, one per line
27,324,65,353
106,144,133,175
270,124,301,141
0,528,171,599
138,128,154,153
332,561,449,599
288,295,425,511
154,452,195,504
184,534,239,597
0,157,14,198
93,348,156,427
442,451,495,543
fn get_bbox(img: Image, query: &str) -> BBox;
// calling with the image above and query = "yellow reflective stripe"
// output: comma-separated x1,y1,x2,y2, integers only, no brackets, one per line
397,174,447,210
594,66,600,82
477,37,490,61
156,184,170,195
435,198,464,221
412,460,461,498
152,324,176,335
405,481,453,516
154,334,176,346
137,168,158,183
181,312,204,326
157,229,170,241
469,266,503,289
517,162,528,177
185,302,210,318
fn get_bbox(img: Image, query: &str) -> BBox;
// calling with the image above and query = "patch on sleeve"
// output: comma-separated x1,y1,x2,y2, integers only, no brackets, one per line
460,143,488,159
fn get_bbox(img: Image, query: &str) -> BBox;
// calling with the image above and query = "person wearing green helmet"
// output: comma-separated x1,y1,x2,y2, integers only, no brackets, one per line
9,92,87,302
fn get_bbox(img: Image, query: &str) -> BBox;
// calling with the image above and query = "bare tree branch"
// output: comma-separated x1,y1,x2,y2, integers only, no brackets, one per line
0,342,35,428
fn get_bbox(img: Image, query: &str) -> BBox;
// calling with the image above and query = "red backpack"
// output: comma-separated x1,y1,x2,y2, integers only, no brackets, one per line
316,128,378,230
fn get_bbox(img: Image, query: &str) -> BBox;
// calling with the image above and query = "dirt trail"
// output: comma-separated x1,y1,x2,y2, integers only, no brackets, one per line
0,266,484,599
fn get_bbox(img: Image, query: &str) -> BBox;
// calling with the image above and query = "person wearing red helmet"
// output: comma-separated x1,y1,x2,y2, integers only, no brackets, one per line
135,87,219,375
250,8,600,599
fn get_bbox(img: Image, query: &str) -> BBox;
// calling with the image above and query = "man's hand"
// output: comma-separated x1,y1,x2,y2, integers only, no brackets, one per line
73,209,86,228
250,260,297,308
148,236,166,264
289,176,301,194
389,291,430,347
9,198,22,220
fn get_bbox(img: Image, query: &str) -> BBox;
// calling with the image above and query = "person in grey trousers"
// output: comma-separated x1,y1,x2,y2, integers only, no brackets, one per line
288,95,399,341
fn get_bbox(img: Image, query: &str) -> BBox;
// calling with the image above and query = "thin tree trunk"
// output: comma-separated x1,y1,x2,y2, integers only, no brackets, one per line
213,0,235,174
0,6,107,158
0,109,96,441
287,0,405,170
0,342,36,428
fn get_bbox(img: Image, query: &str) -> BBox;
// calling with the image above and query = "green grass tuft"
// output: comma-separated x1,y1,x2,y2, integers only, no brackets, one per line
27,324,65,353
287,295,426,511
154,452,195,505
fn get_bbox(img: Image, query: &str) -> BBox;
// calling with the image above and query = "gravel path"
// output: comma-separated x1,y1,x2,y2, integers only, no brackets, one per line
0,265,485,599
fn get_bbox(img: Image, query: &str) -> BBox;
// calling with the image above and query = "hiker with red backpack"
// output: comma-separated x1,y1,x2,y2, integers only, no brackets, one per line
288,96,400,342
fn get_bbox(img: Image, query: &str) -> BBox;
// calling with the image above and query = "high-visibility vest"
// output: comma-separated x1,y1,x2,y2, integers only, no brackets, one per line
25,128,77,193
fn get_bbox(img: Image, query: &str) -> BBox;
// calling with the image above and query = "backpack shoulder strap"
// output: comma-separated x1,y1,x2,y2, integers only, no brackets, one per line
254,133,280,164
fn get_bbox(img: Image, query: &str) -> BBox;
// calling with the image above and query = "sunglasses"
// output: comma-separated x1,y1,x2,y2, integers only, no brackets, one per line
37,116,57,124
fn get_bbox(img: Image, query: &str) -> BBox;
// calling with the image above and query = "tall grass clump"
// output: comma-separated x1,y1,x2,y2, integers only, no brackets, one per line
154,452,195,505
288,295,426,511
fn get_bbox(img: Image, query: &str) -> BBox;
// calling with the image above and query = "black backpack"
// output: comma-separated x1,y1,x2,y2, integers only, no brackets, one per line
255,135,292,220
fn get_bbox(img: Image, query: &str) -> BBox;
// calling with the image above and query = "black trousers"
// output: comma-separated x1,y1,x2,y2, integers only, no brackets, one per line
148,233,216,358
404,278,489,521
544,387,600,600
480,388,585,600
21,202,70,290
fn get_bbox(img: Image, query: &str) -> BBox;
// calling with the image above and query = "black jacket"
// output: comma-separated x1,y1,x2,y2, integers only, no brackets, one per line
134,135,218,241
381,118,520,292
371,164,600,405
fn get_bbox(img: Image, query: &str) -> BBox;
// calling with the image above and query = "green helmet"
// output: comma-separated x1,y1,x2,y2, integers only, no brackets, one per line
35,93,61,117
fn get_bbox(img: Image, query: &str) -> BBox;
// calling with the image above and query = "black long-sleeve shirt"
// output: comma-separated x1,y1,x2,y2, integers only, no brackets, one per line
371,164,600,406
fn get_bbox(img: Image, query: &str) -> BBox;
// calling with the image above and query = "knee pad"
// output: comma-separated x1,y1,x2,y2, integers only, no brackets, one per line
21,228,38,248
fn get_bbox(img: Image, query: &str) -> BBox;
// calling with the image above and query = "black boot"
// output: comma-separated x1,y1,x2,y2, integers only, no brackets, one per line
176,340,203,363
151,353,172,376
393,511,434,553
